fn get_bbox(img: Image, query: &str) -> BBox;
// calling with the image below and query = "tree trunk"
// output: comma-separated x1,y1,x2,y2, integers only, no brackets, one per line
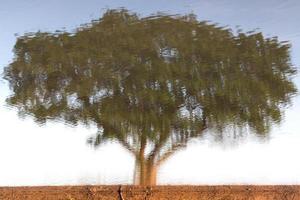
134,157,157,185
133,135,158,185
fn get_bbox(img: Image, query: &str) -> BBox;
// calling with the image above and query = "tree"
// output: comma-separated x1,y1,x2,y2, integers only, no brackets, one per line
4,9,297,185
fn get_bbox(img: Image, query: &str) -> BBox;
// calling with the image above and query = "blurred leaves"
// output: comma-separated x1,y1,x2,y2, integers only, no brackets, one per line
3,8,297,142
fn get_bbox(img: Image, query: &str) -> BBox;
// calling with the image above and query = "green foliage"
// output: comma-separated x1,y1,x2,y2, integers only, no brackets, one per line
4,9,297,142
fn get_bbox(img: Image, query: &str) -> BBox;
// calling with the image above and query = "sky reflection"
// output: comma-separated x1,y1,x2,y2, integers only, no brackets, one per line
0,0,300,186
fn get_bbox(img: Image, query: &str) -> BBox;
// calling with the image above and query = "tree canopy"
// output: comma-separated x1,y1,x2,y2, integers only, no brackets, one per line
4,9,297,185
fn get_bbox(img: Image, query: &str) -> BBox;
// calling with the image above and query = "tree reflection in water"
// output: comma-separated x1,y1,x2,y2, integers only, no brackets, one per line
4,9,297,185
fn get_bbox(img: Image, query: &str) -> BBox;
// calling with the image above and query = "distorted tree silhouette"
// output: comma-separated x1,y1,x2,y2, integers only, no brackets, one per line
4,9,297,185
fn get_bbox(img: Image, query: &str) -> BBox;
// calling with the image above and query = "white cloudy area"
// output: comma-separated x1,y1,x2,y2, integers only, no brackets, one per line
0,83,134,186
0,0,300,185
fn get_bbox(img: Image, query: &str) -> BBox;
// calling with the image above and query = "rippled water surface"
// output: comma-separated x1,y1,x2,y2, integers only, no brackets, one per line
1,0,300,186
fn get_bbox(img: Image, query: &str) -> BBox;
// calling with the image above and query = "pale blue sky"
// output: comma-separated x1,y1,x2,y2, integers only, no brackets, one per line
1,0,300,68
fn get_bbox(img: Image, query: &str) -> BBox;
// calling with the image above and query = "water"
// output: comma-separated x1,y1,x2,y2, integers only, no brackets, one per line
0,0,300,186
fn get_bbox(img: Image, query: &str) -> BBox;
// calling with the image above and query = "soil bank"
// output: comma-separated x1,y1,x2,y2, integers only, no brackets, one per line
0,185,300,200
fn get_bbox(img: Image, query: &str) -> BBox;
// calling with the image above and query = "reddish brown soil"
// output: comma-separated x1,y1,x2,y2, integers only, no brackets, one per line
0,185,300,200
